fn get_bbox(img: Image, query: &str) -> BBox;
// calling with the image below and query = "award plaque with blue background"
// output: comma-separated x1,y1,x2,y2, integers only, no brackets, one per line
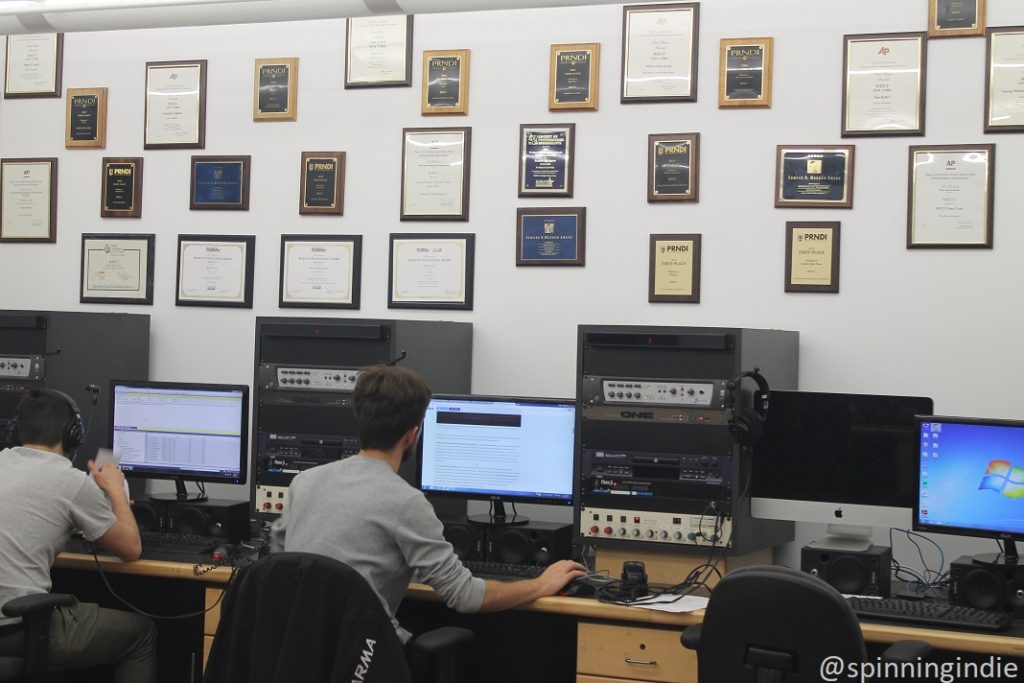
516,207,585,266
190,155,250,210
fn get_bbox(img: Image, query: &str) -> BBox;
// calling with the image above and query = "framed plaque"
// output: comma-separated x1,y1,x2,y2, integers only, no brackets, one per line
985,27,1024,133
66,87,107,148
518,124,575,198
400,127,471,221
253,57,298,121
145,60,207,149
549,43,600,111
516,207,586,266
775,145,855,209
621,3,699,103
4,34,62,98
279,234,362,309
388,233,474,310
345,15,413,88
842,33,927,137
649,234,700,303
907,144,994,249
929,0,984,38
0,158,57,242
299,151,345,215
648,133,699,202
101,157,143,219
190,155,251,211
80,233,155,305
176,234,255,308
422,49,470,116
718,38,772,108
785,222,840,293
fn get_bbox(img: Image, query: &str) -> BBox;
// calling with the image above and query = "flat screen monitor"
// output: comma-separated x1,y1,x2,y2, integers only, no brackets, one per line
110,380,249,500
417,394,576,526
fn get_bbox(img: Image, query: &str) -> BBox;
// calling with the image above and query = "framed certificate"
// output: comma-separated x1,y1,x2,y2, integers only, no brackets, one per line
550,43,600,111
785,222,840,293
518,124,575,198
516,207,586,266
66,87,107,148
422,49,470,115
648,133,699,202
144,60,207,149
388,233,474,310
0,158,57,242
300,151,345,215
253,57,298,121
4,34,62,98
279,234,362,309
842,33,927,137
80,233,155,305
621,3,699,103
190,156,251,211
175,234,255,308
907,144,994,249
775,145,855,209
929,0,985,38
985,27,1024,133
719,38,772,108
400,127,471,221
649,234,701,303
345,15,413,88
101,158,143,219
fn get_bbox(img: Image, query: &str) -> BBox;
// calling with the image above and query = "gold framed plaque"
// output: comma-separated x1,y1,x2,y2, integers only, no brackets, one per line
4,34,62,99
253,57,298,121
785,222,840,293
775,145,855,209
718,38,772,108
422,49,470,115
649,233,701,303
66,87,107,148
648,133,699,202
985,27,1024,133
907,144,994,249
549,43,600,111
929,0,985,38
0,158,57,242
300,152,345,216
842,32,927,137
101,157,143,219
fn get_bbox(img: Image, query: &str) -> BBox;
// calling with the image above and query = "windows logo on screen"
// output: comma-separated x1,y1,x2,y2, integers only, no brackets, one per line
979,460,1024,499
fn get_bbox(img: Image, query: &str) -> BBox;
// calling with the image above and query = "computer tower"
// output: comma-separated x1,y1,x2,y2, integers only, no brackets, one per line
801,545,892,597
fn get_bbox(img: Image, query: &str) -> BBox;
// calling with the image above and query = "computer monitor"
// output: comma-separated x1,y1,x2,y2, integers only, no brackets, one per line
417,394,576,526
915,416,1024,567
751,391,933,551
110,380,249,501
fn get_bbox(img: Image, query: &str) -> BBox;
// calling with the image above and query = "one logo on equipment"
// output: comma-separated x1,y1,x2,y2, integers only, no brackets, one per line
979,460,1024,499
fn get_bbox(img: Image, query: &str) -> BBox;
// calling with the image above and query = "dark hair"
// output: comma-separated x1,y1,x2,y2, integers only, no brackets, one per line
15,388,75,449
353,365,431,451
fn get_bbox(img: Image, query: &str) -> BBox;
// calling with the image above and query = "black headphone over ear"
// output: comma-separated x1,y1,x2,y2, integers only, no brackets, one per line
10,389,85,455
725,368,770,448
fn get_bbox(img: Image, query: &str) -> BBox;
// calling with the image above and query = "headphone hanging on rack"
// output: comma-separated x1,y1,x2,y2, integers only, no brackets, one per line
724,368,770,448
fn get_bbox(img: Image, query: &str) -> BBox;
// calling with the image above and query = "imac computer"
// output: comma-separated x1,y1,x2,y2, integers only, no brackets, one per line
751,391,934,551
417,394,576,526
915,416,1024,567
110,380,249,501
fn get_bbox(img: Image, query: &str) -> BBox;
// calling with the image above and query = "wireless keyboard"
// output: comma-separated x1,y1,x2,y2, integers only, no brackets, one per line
463,560,545,580
847,596,1014,632
140,531,222,554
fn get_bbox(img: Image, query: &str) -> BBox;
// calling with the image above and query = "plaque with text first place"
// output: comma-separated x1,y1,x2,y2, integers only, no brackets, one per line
649,233,701,303
66,87,107,148
101,158,143,218
190,156,250,210
253,57,298,121
549,43,600,111
785,222,840,293
299,152,345,215
422,49,469,115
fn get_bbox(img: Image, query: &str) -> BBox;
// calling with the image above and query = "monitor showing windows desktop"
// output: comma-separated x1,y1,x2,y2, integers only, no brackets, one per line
417,394,576,526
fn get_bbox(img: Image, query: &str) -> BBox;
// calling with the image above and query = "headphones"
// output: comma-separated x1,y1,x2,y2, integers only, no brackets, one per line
11,389,85,455
724,368,770,448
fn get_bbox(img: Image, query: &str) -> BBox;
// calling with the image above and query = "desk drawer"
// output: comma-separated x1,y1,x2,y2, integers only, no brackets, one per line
577,622,695,683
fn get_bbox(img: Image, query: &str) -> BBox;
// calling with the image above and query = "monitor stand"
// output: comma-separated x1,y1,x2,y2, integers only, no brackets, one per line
806,524,873,552
973,540,1020,567
148,477,208,503
467,497,528,527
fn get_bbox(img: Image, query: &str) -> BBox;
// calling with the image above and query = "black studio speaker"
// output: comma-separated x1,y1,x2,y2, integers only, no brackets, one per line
950,555,1024,617
165,499,250,542
801,545,892,597
130,500,163,533
442,520,485,562
488,522,572,566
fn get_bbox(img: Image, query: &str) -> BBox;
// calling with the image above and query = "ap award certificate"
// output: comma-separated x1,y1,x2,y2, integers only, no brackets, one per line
146,62,203,146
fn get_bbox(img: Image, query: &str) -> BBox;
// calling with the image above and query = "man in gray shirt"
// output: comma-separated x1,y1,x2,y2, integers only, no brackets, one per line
271,365,586,642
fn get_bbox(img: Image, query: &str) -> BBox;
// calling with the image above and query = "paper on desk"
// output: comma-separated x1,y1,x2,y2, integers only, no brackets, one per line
628,595,709,613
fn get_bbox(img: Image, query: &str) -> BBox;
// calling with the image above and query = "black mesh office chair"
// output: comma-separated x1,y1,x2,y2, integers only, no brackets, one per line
681,565,931,683
0,593,74,682
203,552,473,683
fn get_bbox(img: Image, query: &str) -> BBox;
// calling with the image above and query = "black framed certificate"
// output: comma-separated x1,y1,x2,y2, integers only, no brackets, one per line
648,133,699,202
176,234,255,308
422,49,470,115
775,145,855,209
5,34,62,99
516,207,586,266
388,233,474,310
279,234,362,309
785,222,840,293
345,15,413,88
929,0,984,38
549,43,600,111
718,38,772,108
0,157,57,242
66,87,107,148
145,60,207,149
299,152,345,215
80,233,155,305
842,33,927,137
190,156,250,211
985,27,1024,133
518,124,575,198
253,57,298,121
907,144,994,249
649,234,701,303
401,128,471,221
621,3,699,103
101,158,143,219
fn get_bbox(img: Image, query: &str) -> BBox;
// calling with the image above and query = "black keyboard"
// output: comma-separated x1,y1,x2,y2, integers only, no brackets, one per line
140,531,221,554
463,560,544,580
847,596,1014,632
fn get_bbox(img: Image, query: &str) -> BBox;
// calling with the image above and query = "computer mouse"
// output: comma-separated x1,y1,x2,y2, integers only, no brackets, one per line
561,579,597,598
211,545,231,562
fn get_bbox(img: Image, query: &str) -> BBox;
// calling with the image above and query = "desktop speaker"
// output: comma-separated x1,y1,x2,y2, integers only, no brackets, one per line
950,555,1024,617
442,520,485,562
130,500,163,533
165,499,250,542
488,522,572,566
800,545,892,597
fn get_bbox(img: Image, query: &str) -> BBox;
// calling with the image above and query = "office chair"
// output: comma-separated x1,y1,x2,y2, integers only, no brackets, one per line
681,565,931,683
203,552,473,683
0,593,75,682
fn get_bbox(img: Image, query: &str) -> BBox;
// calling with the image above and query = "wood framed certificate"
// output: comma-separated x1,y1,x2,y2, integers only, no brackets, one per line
775,145,855,209
516,207,586,266
842,32,927,137
388,233,474,310
907,144,994,249
299,151,345,215
649,234,700,303
80,233,155,305
144,60,207,149
190,156,250,211
400,127,471,221
929,0,984,38
66,87,107,148
518,124,575,198
785,222,840,293
345,15,413,88
549,43,600,111
621,3,699,103
985,27,1024,133
5,34,62,98
101,158,143,219
253,57,298,121
279,234,362,309
176,234,255,308
648,133,699,202
719,38,772,108
422,49,470,115
0,158,57,242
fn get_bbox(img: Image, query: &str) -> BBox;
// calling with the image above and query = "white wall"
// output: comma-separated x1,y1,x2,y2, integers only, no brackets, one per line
1,0,1022,576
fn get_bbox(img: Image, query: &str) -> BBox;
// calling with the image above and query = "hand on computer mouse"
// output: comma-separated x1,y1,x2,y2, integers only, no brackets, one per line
561,578,597,597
